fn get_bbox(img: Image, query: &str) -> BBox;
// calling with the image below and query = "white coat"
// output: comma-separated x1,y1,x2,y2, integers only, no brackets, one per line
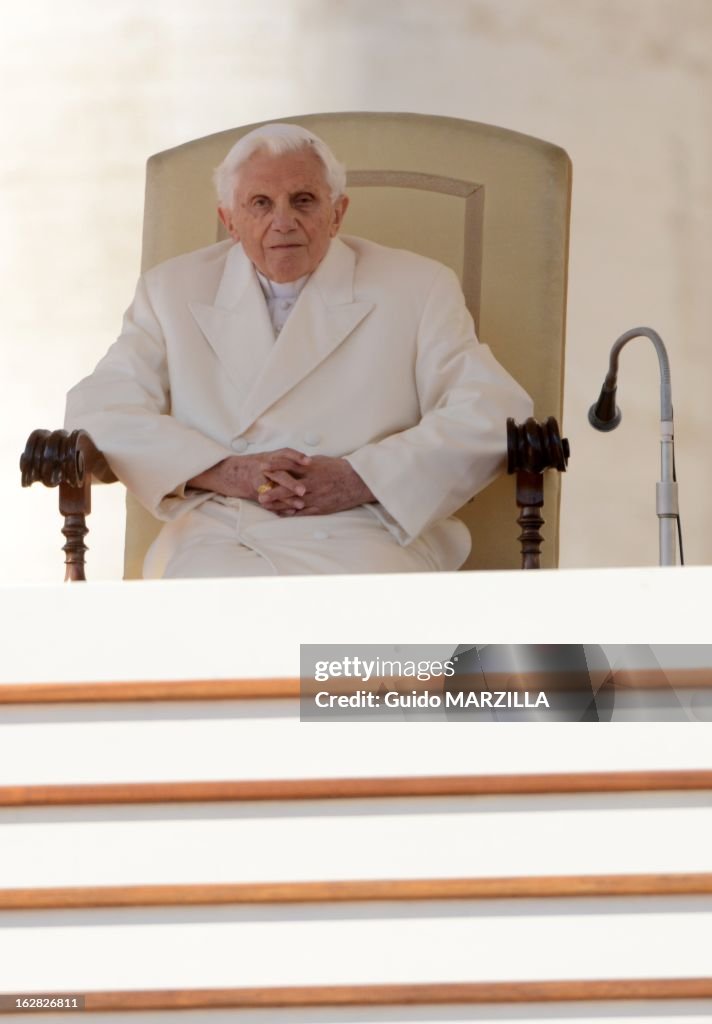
65,235,533,576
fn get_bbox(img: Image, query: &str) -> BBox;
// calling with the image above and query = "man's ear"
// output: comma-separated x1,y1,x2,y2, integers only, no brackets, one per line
218,206,239,241
330,195,349,236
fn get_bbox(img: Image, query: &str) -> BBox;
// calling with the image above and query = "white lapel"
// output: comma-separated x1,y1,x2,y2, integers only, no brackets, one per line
236,238,374,431
188,244,275,405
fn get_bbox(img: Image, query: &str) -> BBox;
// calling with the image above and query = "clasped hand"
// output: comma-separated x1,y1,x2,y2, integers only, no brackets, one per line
188,449,374,516
256,450,374,516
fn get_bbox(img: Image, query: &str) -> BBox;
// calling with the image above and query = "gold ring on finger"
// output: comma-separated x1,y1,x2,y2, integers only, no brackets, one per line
257,481,275,495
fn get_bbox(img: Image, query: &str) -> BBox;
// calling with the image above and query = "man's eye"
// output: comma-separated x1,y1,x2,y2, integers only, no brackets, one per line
252,197,270,209
294,195,314,206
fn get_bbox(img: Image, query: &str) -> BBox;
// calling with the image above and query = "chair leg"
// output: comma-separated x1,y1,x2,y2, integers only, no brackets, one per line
507,417,569,570
515,469,545,570
59,480,91,582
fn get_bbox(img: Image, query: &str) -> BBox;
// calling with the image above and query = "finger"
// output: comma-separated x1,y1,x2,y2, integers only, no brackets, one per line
259,486,305,507
266,500,304,513
258,459,307,477
261,496,306,511
274,449,312,465
263,471,307,495
258,487,305,509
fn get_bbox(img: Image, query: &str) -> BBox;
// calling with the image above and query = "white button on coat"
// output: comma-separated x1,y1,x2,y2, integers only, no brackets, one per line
231,437,248,453
312,529,329,541
303,431,322,447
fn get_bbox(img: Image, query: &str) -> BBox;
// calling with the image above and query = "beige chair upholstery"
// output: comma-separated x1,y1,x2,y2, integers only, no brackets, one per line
124,112,571,578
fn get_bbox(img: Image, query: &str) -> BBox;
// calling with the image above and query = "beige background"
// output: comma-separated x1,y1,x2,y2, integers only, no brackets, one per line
3,0,711,582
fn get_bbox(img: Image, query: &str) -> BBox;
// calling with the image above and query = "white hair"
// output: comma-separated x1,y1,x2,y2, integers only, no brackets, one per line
213,123,347,207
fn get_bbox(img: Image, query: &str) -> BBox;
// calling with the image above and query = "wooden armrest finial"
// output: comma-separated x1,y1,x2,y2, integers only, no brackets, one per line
20,429,116,581
507,417,570,570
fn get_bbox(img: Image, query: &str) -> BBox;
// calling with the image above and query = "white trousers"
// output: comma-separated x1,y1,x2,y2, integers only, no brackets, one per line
143,499,470,579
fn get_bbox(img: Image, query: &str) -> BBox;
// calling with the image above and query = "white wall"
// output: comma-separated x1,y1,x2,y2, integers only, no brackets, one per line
3,0,712,580
1,574,711,1012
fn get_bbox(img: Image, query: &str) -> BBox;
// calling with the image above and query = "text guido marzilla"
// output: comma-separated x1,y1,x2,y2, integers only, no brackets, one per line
314,690,550,709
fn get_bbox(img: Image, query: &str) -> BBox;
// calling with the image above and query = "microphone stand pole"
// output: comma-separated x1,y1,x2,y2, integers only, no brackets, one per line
658,415,678,567
591,328,679,567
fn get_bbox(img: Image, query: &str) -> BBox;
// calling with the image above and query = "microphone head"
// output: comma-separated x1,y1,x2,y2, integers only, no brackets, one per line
588,384,621,431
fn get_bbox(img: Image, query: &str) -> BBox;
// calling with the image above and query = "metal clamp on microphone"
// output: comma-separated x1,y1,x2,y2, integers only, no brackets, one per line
588,327,683,567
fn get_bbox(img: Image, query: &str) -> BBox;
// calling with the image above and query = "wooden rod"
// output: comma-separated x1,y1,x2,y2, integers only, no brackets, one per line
0,668,710,704
2,979,711,1013
2,770,712,808
2,873,712,911
611,667,712,690
0,678,298,704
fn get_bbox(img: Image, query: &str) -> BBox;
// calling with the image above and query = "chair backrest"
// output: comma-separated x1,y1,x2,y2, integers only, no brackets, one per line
125,112,571,578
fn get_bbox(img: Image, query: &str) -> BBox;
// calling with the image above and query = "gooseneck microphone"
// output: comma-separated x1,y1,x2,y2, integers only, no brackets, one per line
589,327,673,430
588,327,682,567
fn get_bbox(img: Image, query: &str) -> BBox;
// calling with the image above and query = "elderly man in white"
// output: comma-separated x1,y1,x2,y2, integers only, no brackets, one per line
65,124,533,578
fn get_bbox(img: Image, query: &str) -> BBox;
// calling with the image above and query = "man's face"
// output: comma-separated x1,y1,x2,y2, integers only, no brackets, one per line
218,147,349,283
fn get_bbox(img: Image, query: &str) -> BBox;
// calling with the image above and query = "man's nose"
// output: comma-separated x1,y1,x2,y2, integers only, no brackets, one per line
271,200,298,232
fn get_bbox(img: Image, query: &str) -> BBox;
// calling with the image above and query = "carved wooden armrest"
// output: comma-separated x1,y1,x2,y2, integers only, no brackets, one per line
20,429,117,581
507,417,570,570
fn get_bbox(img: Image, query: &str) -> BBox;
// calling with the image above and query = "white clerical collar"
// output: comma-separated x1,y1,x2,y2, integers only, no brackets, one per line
255,269,310,300
255,269,310,337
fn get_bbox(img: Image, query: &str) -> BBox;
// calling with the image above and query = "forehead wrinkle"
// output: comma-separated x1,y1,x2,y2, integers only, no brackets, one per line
237,153,330,199
245,186,319,200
